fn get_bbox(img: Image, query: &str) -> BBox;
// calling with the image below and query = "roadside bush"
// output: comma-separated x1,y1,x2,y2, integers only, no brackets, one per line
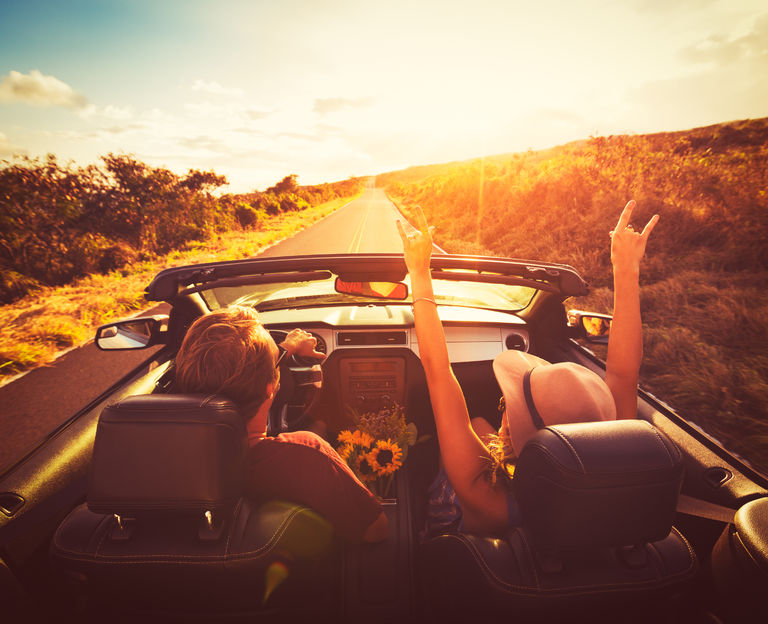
0,268,40,303
98,241,139,273
280,195,310,212
0,154,229,303
234,202,262,228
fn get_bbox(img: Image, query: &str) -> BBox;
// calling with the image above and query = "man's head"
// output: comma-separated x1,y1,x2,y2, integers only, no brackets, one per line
175,306,279,415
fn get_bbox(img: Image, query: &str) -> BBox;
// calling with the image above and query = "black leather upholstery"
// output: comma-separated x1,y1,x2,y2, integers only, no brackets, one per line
50,394,339,620
88,394,247,516
711,497,768,622
420,420,698,621
514,419,684,549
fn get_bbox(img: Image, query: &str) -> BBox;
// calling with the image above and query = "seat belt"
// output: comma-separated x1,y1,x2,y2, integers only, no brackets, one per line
676,494,736,523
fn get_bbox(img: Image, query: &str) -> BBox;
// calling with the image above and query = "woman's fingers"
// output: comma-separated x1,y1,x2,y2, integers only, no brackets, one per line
640,214,660,239
415,205,431,234
614,200,635,232
396,219,408,244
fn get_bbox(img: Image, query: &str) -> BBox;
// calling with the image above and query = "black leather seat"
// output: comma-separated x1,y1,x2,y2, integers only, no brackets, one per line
420,419,699,622
50,394,340,621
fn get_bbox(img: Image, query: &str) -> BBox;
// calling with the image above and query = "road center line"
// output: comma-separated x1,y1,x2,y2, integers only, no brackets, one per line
347,204,370,253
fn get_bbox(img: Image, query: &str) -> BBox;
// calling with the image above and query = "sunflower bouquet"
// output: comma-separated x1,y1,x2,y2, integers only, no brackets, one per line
337,402,418,499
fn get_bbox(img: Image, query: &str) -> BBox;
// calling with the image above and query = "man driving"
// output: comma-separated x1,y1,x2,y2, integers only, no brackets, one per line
174,306,388,543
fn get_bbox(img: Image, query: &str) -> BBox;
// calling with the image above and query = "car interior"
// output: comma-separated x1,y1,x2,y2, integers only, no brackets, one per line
2,255,767,623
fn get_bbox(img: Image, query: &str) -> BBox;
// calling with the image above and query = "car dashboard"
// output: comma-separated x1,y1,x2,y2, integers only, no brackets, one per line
259,302,529,361
260,302,529,432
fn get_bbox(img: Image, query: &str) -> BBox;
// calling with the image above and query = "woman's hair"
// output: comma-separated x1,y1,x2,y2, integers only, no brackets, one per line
485,432,516,487
175,306,278,412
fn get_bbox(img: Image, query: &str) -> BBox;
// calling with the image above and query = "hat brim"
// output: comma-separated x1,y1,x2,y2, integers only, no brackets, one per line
492,350,549,456
493,351,617,456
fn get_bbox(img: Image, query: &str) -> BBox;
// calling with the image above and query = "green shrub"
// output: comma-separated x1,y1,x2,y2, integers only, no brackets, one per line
234,201,261,228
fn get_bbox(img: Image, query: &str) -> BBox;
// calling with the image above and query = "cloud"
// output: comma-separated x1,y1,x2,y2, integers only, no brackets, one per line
631,0,718,12
531,108,587,126
246,109,272,120
79,104,133,120
0,69,88,108
681,14,768,66
191,79,244,96
101,123,146,135
608,13,768,135
313,96,373,115
0,132,26,157
177,135,231,153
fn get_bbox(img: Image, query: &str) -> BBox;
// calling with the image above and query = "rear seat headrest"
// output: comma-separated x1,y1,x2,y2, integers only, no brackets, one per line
513,419,683,550
87,394,248,516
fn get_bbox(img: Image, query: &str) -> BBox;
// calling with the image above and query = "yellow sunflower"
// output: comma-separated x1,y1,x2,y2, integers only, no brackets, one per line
337,443,353,461
337,430,355,445
337,429,374,448
354,452,378,483
368,440,403,476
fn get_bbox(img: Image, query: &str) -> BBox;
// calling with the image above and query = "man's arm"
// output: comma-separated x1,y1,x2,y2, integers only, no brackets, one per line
363,511,389,542
280,328,326,360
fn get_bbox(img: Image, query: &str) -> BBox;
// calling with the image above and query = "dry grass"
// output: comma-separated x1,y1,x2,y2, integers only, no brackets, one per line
382,119,768,474
0,196,356,384
569,272,768,473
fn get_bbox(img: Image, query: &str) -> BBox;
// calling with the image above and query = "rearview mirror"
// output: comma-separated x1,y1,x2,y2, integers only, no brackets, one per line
95,315,169,350
567,309,612,344
334,278,408,300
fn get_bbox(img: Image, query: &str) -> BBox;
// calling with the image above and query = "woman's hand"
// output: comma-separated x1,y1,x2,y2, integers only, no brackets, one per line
610,200,659,274
396,206,435,275
280,329,326,360
605,200,659,420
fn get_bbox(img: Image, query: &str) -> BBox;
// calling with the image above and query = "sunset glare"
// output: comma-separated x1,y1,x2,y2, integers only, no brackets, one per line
1,0,767,192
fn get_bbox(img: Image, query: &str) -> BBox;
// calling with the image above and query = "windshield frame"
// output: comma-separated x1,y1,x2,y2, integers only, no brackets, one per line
146,253,589,313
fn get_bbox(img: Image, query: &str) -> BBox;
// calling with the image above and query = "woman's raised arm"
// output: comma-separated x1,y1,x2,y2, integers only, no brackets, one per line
605,200,659,419
397,209,509,532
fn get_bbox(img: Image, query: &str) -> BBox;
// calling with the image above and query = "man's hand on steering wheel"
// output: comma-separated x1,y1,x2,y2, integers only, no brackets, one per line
279,329,326,362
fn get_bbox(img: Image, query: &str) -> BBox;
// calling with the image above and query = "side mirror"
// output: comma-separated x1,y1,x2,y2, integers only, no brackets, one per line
567,309,612,344
334,278,408,300
95,315,169,350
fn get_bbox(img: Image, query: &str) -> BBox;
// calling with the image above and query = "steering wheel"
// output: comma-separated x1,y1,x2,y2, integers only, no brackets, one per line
267,330,324,435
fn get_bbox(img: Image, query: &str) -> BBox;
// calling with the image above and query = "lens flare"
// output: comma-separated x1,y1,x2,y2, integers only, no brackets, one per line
262,560,290,605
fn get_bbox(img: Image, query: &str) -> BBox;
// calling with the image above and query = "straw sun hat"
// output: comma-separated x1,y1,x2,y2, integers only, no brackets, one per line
492,350,617,456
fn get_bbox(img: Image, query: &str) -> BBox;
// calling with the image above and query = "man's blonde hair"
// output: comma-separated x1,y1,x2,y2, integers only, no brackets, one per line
175,306,278,412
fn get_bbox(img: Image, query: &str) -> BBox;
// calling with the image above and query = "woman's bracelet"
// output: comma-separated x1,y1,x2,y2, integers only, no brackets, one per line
412,297,437,306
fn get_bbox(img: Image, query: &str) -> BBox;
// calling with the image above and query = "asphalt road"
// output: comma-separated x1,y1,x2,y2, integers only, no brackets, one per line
0,188,413,473
259,187,406,257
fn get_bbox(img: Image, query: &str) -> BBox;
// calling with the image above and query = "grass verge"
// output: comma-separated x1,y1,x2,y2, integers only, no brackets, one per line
0,195,356,385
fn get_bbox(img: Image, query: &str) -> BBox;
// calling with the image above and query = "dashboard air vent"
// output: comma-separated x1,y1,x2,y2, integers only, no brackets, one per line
338,331,407,346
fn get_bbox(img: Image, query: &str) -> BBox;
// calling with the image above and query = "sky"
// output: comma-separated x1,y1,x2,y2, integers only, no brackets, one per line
1,0,767,193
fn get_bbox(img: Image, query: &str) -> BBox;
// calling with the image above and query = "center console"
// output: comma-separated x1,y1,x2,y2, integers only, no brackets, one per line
339,356,406,411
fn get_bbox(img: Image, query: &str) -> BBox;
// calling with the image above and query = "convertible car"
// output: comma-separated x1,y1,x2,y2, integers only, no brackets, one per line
1,253,766,623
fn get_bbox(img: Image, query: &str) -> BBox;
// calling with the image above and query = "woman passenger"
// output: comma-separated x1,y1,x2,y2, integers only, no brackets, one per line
397,201,659,537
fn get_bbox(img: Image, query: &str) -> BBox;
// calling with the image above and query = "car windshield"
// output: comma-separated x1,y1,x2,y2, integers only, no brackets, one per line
200,274,537,312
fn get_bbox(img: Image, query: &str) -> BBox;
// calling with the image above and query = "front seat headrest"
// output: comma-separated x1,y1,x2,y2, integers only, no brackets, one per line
87,394,247,516
513,419,684,550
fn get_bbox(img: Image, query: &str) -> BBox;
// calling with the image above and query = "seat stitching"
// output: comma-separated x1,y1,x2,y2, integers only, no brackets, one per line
642,421,678,466
54,506,307,563
224,498,242,554
441,534,539,593
432,533,697,597
517,529,541,588
546,429,586,473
